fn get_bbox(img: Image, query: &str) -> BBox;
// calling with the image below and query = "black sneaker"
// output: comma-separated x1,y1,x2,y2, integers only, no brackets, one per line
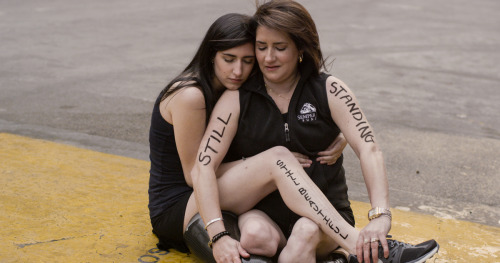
349,239,439,263
323,249,359,263
321,248,349,263
324,255,348,263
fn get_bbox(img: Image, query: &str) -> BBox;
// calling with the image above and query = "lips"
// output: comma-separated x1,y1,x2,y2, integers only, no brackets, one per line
229,78,242,83
265,65,279,71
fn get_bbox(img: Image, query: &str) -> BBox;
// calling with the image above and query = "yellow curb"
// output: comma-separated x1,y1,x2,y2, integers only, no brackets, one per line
351,202,500,262
1,133,498,262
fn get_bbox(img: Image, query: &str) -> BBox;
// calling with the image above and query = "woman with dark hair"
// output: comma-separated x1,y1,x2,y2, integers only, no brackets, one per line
148,13,257,254
190,1,439,263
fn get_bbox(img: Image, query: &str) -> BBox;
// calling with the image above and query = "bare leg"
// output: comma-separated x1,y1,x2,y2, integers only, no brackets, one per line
238,210,286,257
278,217,320,263
278,217,341,262
184,146,359,254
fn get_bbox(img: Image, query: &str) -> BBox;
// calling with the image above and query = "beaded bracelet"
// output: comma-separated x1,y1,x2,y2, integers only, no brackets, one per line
208,231,230,248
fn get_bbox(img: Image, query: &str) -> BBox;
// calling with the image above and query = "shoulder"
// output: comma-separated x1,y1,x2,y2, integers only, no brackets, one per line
163,85,205,109
178,87,205,106
325,75,349,88
159,84,206,123
324,75,355,97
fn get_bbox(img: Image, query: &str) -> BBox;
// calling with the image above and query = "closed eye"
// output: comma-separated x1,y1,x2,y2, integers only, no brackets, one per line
243,58,255,64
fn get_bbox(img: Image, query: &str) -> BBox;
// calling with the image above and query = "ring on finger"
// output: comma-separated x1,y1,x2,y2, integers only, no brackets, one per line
364,238,370,244
370,237,379,243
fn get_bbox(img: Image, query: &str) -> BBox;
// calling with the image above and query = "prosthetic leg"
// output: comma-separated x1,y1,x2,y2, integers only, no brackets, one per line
184,211,274,263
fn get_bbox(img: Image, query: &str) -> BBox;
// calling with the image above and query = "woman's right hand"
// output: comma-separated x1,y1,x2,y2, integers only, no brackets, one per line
213,236,249,263
292,133,347,167
356,216,391,263
316,133,347,165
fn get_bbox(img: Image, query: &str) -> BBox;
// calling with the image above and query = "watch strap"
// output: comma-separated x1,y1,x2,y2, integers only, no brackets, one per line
368,207,392,221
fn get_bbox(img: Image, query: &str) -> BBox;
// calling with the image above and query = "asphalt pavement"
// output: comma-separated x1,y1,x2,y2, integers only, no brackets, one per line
1,0,499,228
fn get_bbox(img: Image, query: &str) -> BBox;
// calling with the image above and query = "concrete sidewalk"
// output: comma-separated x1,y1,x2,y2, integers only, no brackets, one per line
1,133,498,262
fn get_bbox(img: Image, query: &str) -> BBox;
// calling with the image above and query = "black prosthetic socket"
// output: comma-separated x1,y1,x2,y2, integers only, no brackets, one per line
183,211,275,263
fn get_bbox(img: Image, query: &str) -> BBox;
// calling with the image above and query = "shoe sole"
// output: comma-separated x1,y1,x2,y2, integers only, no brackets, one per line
372,244,440,263
334,244,440,263
406,244,440,263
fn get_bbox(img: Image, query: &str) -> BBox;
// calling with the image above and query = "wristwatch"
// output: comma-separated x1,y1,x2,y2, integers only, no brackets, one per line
368,207,391,221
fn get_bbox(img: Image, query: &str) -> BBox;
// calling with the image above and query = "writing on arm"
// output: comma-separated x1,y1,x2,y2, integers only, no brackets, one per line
198,113,233,166
329,81,374,143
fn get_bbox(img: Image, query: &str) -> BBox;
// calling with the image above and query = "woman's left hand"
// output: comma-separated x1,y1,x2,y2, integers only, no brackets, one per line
292,152,313,168
356,216,391,263
316,133,347,165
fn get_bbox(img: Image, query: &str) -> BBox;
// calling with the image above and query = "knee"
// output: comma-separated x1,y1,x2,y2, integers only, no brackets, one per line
268,146,294,160
266,146,298,173
240,220,279,256
278,219,321,262
289,218,321,246
279,220,321,263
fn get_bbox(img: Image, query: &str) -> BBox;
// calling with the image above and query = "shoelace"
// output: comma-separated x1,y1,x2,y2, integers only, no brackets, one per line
387,239,413,249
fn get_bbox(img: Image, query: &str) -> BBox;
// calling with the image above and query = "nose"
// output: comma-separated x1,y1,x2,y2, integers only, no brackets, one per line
264,49,275,63
233,61,242,77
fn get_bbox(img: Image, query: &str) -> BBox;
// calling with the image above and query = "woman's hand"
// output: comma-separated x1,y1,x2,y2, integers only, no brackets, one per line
292,133,347,167
356,216,391,263
316,133,347,165
292,152,313,167
213,236,249,263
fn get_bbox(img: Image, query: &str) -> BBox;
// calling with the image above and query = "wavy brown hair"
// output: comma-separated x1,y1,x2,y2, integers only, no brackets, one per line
250,0,327,76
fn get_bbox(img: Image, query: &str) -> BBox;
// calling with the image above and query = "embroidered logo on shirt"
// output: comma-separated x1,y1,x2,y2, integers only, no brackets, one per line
297,102,317,122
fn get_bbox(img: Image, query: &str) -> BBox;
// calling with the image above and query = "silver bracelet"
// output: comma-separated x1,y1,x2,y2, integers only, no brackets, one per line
380,213,392,221
204,217,223,231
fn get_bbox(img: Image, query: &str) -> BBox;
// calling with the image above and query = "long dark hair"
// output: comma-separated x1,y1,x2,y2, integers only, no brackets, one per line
250,0,326,76
160,13,254,122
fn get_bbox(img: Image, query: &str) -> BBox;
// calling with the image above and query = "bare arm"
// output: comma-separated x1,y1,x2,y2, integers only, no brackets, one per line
326,76,389,208
325,76,391,262
190,90,244,262
161,86,207,187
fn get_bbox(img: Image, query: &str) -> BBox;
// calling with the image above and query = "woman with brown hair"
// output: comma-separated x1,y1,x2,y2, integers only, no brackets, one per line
188,1,439,262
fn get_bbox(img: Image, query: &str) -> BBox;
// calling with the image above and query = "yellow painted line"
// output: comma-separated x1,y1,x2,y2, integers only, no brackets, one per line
0,133,498,262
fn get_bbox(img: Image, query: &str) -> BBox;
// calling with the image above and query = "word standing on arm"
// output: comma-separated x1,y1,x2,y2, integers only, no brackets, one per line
329,82,374,143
